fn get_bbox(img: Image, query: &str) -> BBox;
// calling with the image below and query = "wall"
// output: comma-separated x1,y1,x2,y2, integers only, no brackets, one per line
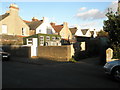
2,45,74,61
38,45,73,61
2,45,31,58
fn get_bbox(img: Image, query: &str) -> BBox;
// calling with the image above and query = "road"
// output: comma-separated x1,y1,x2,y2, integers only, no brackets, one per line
2,58,120,88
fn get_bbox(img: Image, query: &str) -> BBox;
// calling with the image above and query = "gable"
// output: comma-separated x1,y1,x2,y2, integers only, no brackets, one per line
52,25,63,33
81,29,88,35
26,20,43,30
69,27,77,35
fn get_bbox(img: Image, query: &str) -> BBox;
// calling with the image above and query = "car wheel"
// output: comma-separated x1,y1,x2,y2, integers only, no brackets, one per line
112,67,120,81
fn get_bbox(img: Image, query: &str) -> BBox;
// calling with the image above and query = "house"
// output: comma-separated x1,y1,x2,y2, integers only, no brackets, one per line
0,4,29,37
51,22,72,45
23,33,61,46
75,26,91,37
24,17,55,35
74,26,97,39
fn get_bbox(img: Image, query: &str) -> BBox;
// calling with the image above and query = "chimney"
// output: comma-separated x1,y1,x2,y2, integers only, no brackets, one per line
9,4,19,15
63,22,68,26
50,22,56,26
32,17,39,21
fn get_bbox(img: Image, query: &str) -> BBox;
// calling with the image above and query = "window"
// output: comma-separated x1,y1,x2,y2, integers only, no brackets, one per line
46,36,50,41
56,37,60,40
40,41,44,46
27,38,33,45
2,24,7,34
39,29,41,33
52,37,55,41
39,36,44,41
47,26,52,34
22,28,26,35
39,36,44,46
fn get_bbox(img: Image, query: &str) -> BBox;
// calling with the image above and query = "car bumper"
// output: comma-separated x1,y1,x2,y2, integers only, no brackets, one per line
103,66,111,75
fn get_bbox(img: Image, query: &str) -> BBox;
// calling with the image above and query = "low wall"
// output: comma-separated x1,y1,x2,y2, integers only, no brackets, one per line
2,45,31,58
2,45,74,61
38,45,73,61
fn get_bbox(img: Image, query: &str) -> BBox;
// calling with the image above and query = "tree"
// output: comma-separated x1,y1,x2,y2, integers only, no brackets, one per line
103,9,120,59
97,30,108,37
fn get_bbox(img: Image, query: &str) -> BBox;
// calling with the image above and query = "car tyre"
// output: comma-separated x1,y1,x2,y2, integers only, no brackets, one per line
112,67,120,82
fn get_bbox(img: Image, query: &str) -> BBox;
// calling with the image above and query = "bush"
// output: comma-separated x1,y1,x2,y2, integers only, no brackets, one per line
69,58,77,63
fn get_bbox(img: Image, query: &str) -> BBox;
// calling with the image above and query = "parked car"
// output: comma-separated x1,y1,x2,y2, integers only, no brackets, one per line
0,48,10,61
103,60,120,81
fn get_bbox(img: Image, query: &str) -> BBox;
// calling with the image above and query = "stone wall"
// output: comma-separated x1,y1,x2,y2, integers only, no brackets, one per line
2,45,74,61
38,45,73,61
2,45,31,58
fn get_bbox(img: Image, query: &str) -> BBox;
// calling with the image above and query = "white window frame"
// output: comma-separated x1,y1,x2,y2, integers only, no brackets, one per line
39,36,44,46
27,38,33,45
52,37,55,41
46,36,50,41
39,36,44,41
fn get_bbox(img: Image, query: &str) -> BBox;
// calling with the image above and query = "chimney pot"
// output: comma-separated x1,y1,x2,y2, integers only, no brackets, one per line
32,17,39,21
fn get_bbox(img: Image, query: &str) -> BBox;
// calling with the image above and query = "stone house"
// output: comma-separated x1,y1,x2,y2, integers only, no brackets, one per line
24,17,55,35
0,4,29,37
51,22,72,40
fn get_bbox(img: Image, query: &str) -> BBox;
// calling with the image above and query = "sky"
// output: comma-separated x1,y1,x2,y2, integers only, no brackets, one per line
0,0,118,31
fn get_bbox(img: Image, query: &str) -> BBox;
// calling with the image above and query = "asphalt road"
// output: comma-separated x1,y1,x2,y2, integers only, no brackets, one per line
2,58,120,88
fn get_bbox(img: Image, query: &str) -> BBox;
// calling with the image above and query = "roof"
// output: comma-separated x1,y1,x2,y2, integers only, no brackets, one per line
69,27,77,35
52,25,63,33
90,31,94,36
81,29,89,35
23,20,31,23
0,13,10,21
26,20,43,30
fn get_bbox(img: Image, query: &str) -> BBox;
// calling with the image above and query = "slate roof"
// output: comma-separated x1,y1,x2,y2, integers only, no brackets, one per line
81,29,89,35
0,13,10,21
26,20,43,30
69,27,77,35
52,25,63,33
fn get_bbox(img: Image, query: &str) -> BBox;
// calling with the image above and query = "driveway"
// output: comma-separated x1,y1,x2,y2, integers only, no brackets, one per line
2,57,120,88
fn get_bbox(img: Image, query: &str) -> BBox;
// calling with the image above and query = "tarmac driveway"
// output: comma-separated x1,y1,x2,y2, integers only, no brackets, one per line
2,57,120,88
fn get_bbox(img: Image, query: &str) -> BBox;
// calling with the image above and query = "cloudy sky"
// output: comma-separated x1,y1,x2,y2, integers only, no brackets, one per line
1,0,118,31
